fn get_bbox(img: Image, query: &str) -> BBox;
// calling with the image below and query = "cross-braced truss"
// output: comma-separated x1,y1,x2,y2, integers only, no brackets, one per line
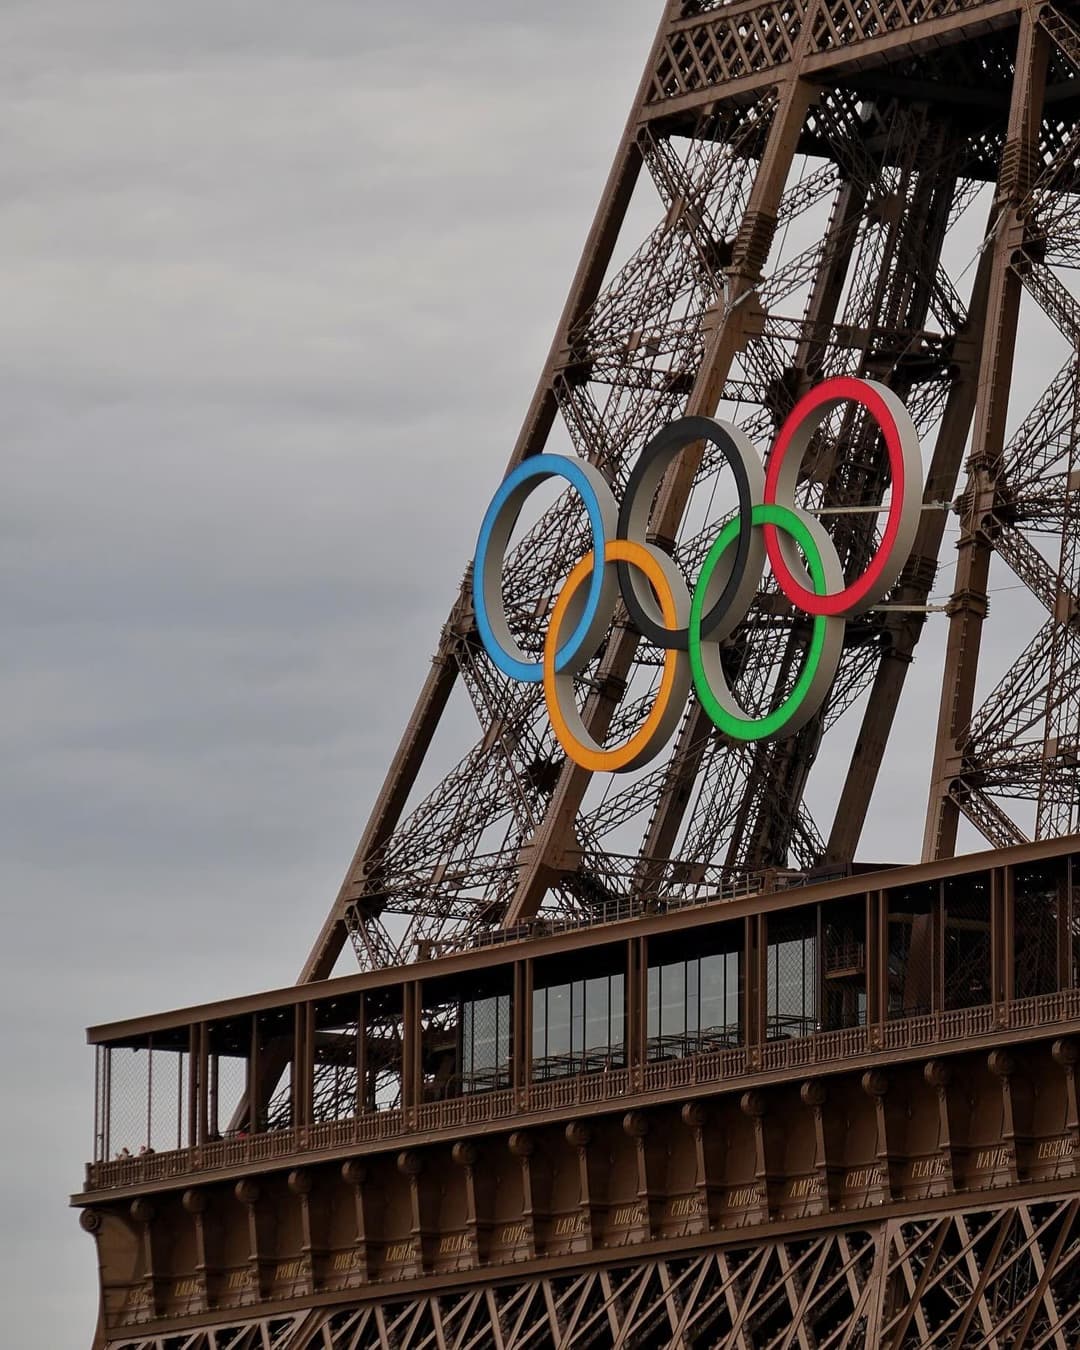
297,2,1080,977
82,11,1080,1350
104,1197,1080,1349
77,11,1080,1350
923,2,1080,857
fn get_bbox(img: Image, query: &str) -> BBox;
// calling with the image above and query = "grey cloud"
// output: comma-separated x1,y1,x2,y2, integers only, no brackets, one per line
3,3,1054,1345
2,5,659,1342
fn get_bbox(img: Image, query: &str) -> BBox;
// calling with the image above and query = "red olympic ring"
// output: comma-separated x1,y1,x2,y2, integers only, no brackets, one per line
762,377,922,618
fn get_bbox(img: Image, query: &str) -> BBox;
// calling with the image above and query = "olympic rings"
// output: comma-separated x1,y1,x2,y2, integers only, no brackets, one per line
474,454,617,683
545,540,691,772
472,377,921,770
689,504,844,742
763,378,922,617
618,417,764,649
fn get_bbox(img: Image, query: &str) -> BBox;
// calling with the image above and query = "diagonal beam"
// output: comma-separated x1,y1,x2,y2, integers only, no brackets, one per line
923,0,1052,860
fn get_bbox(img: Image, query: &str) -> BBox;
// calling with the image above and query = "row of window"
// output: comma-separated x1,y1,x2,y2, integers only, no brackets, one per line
98,860,1080,1154
454,860,1080,1091
531,973,626,1078
469,950,750,1089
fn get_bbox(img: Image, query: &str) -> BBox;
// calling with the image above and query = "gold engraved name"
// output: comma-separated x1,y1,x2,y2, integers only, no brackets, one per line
975,1147,1011,1170
1037,1137,1072,1161
910,1158,947,1181
610,1204,643,1227
669,1196,704,1218
125,1286,153,1308
225,1271,252,1291
437,1233,471,1256
552,1215,588,1237
787,1177,821,1200
725,1186,761,1208
331,1250,363,1273
385,1242,415,1263
171,1278,200,1299
843,1167,883,1191
500,1223,530,1244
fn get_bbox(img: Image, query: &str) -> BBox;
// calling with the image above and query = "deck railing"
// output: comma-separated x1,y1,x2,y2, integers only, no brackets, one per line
84,984,1080,1194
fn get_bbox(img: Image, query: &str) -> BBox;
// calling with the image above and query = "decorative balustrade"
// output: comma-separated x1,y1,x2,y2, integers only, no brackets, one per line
83,983,1080,1195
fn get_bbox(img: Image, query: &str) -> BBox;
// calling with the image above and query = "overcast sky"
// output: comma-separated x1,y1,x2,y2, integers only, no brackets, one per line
1,3,668,1343
0,3,1057,1346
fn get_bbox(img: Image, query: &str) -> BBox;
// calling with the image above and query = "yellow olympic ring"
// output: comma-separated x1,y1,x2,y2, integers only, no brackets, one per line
543,539,691,772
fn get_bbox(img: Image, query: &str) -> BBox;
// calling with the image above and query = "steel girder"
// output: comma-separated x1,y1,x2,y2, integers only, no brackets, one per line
102,1195,1080,1350
300,0,1080,976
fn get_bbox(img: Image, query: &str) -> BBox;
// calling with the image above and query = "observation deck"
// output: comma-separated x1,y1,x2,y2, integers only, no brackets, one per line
76,836,1080,1339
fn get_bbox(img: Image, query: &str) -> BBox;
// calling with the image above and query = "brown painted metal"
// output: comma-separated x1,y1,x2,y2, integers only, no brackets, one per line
81,832,1075,1051
77,1193,1080,1348
924,1,1053,861
76,0,1080,1344
76,842,1080,1345
289,0,1080,977
297,3,674,982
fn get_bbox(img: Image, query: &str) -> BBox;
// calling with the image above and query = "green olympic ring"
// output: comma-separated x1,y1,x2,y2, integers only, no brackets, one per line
689,503,845,743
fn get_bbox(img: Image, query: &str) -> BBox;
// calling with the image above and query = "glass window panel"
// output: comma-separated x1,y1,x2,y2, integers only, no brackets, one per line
725,951,741,1034
767,920,816,1038
1014,861,1064,999
610,973,625,1055
463,1002,474,1072
822,902,867,1031
546,984,572,1059
584,977,609,1051
700,954,722,1031
312,1005,360,1123
647,965,660,1041
532,988,546,1060
457,992,513,1092
571,980,585,1058
470,996,499,1071
944,873,991,1010
532,973,624,1078
887,883,937,1018
497,994,511,1071
661,961,686,1041
686,959,700,1035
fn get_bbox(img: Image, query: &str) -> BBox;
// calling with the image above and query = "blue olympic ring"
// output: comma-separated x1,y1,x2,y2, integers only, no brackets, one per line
473,454,615,683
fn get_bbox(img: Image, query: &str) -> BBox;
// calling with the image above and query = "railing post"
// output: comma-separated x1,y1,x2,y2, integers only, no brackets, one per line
747,913,765,1062
195,1022,209,1146
356,990,367,1121
516,958,531,1106
868,890,885,1043
628,936,646,1090
246,1014,259,1136
401,980,421,1125
146,1037,154,1154
302,1000,316,1130
104,1046,112,1162
995,865,1011,1023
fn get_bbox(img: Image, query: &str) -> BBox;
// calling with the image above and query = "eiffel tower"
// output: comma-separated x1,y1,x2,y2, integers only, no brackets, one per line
76,1,1080,1346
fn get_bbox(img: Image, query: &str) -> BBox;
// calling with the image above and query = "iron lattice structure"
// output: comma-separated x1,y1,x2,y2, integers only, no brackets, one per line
101,1197,1080,1349
76,4,1080,1350
300,0,1080,980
